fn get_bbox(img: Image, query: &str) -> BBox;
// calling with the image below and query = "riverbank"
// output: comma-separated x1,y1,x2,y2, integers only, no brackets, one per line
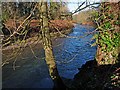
2,19,74,50
2,29,73,51
71,58,120,90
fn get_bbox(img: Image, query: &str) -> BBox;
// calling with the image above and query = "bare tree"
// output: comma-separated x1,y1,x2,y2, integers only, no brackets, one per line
38,1,66,89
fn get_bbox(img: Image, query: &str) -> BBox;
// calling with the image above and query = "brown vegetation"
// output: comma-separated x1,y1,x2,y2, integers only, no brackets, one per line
3,19,74,33
82,21,95,26
50,20,74,31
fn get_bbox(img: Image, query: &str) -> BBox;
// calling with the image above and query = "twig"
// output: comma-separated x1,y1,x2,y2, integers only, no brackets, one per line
28,44,40,60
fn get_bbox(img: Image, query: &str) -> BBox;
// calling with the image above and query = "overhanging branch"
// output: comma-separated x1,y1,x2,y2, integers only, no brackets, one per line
73,2,85,15
72,2,100,15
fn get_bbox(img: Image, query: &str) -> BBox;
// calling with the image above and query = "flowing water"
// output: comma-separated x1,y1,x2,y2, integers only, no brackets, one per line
2,25,97,88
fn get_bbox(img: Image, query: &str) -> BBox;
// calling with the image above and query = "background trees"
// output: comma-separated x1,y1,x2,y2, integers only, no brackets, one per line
1,1,72,46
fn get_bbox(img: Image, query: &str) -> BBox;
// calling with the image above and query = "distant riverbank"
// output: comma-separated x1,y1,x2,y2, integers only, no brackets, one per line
2,29,73,51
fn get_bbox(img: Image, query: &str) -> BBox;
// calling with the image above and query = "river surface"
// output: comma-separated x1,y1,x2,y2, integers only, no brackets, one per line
2,25,97,89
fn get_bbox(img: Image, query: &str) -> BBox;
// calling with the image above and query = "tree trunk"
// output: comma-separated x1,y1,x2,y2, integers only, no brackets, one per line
39,2,66,89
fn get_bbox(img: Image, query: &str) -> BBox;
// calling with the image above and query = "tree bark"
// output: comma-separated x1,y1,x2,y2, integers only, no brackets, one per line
39,1,66,89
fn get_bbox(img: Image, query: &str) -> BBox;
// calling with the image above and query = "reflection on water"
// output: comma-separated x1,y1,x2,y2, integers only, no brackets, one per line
2,25,97,88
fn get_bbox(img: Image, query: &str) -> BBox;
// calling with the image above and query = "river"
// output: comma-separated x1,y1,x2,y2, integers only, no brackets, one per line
2,24,97,89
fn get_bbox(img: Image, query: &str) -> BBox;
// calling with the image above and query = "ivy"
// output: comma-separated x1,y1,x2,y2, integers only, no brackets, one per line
91,2,120,64
114,20,120,25
104,21,111,29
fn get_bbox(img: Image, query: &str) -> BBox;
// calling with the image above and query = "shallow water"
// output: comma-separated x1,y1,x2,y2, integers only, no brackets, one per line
2,25,97,88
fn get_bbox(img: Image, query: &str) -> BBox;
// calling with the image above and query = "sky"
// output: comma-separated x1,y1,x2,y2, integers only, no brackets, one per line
66,0,100,13
1,0,100,13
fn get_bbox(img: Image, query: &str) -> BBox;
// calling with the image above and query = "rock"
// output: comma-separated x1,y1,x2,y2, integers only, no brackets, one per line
71,60,120,90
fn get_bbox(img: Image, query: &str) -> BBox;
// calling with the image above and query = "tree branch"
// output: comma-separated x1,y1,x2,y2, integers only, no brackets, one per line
72,2,100,15
72,2,85,14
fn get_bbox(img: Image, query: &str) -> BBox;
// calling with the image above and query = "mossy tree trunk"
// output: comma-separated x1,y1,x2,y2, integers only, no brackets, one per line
38,1,66,89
